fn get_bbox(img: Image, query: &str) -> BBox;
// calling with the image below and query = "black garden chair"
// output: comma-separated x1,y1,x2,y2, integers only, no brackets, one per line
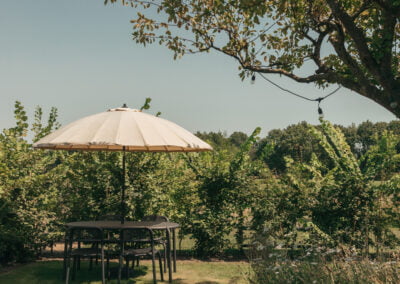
65,226,106,284
118,227,164,284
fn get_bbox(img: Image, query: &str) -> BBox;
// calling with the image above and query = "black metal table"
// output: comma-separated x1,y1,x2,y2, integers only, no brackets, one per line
64,220,179,283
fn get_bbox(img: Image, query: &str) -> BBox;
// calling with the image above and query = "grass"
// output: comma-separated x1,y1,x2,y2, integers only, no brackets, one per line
2,233,249,284
0,260,250,284
250,258,400,284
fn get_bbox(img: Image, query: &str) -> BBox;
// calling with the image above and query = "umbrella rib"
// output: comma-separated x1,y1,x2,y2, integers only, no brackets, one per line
161,120,195,149
132,115,148,150
90,113,118,147
115,112,124,148
146,115,172,150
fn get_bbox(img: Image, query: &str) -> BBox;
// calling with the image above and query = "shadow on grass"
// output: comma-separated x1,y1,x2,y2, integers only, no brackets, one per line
0,260,151,284
176,249,247,261
66,261,149,283
170,279,219,284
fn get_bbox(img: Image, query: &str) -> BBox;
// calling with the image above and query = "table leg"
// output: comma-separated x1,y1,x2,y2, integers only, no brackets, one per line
172,229,177,273
101,242,105,284
166,228,172,283
62,231,68,280
65,229,73,284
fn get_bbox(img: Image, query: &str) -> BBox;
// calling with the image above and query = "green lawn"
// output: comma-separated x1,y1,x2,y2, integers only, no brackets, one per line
0,260,249,284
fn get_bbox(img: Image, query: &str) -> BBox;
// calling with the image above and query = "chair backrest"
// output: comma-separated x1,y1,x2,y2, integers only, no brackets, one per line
121,227,155,248
68,227,103,243
141,215,169,222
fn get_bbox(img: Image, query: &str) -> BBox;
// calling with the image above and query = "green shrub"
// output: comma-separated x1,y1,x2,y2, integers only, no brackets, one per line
250,256,400,284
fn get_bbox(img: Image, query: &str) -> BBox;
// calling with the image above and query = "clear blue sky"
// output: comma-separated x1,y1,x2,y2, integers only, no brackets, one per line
1,0,397,138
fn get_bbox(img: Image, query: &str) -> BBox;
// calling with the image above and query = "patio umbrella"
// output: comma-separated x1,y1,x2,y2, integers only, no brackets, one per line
33,105,212,223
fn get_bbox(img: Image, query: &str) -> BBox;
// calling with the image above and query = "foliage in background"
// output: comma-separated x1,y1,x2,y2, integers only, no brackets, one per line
256,120,400,173
254,120,400,253
256,122,325,173
249,120,400,282
0,102,61,264
182,127,272,257
1,101,400,267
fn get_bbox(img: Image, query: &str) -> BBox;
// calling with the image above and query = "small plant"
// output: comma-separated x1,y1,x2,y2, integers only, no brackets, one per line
247,239,400,284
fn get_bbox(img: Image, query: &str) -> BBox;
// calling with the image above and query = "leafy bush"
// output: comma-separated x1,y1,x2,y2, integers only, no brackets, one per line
253,120,400,253
248,241,400,284
1,101,399,266
0,102,61,265
250,257,400,284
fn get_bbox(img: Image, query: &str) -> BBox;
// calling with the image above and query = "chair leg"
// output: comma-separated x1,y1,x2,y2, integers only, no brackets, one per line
151,251,157,284
126,258,130,279
107,256,110,281
65,231,73,284
158,252,164,282
77,242,81,270
65,254,71,284
63,236,68,281
162,243,167,272
72,256,77,281
89,257,93,270
118,255,123,284
65,266,70,284
77,256,81,270
101,246,105,284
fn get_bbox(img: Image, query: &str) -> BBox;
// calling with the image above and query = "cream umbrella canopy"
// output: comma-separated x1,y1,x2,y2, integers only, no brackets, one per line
33,105,212,223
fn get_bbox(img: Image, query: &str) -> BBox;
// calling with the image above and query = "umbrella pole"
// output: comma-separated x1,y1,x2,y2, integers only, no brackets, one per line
121,147,126,224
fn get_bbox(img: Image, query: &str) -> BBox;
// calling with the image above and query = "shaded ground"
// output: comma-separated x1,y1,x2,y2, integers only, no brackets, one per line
0,259,249,284
0,241,250,283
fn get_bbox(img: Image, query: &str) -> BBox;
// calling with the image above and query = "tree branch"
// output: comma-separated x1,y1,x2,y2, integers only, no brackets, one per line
326,0,382,81
351,0,372,21
378,10,396,85
303,29,330,72
329,23,372,88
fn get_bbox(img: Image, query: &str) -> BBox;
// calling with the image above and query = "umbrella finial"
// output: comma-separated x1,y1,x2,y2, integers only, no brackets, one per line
121,103,128,108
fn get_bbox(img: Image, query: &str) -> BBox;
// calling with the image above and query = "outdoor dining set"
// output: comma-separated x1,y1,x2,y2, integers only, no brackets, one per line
33,104,213,283
63,215,179,283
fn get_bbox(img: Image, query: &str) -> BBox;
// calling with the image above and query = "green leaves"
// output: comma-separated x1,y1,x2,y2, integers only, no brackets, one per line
311,119,361,176
1,101,400,262
105,0,400,117
10,101,28,138
140,97,152,111
0,102,62,264
266,120,400,251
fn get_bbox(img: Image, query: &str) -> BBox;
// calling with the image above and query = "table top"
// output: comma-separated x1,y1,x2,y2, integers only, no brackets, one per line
65,220,179,230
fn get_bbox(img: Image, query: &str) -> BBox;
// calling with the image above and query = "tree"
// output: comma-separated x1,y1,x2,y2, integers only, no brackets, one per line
195,131,248,151
229,131,248,147
254,120,400,252
256,121,326,173
184,127,268,256
195,131,230,150
0,102,61,264
106,0,400,116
